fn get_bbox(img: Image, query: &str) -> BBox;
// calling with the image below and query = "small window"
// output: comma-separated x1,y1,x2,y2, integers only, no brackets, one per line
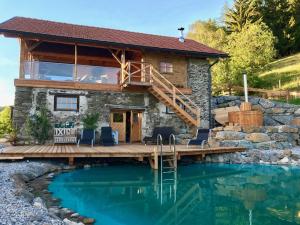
160,62,173,74
113,113,124,122
54,95,79,112
166,100,186,114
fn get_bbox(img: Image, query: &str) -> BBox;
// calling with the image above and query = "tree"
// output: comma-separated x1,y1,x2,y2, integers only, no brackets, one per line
256,0,293,56
225,0,260,32
0,107,12,137
213,22,276,92
187,19,227,51
289,0,300,53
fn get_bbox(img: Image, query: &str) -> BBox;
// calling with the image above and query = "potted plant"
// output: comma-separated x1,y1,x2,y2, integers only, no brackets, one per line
78,113,99,147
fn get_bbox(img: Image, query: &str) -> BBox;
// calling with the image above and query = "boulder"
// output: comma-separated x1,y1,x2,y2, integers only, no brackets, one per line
278,125,298,133
259,98,275,108
224,126,242,132
290,118,300,126
264,116,280,126
219,140,253,149
245,133,271,143
294,108,300,115
270,133,289,142
242,126,264,133
272,115,294,125
215,131,246,140
253,141,278,150
279,156,289,164
265,126,279,133
63,218,84,225
251,104,264,112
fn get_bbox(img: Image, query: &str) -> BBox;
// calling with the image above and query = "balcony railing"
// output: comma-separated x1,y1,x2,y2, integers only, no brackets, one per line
23,60,120,84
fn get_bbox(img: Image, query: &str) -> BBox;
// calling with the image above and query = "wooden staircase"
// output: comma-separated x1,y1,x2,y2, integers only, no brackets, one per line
121,61,200,127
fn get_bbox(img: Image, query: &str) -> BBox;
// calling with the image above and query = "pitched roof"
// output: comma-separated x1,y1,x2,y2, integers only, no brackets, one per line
0,17,227,58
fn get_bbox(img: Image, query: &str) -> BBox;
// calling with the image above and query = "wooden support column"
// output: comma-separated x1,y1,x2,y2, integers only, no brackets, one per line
68,157,74,166
19,39,25,79
74,44,78,81
121,50,125,84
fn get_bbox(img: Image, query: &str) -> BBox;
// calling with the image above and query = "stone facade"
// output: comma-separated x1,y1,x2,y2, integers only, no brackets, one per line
13,87,193,144
13,57,211,144
212,96,300,126
188,59,210,128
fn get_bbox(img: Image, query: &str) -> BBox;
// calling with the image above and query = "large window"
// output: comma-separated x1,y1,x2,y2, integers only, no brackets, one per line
24,60,120,84
160,62,173,74
54,95,79,112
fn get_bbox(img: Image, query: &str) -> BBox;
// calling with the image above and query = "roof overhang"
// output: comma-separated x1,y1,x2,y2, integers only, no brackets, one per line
0,29,228,59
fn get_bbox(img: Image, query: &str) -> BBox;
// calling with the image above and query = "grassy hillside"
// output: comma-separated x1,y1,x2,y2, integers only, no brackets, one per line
259,53,300,90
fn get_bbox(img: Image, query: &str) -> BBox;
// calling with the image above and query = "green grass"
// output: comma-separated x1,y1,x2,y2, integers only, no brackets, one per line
258,53,300,91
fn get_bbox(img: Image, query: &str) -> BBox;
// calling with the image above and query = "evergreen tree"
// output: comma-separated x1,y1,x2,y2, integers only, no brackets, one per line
225,0,260,32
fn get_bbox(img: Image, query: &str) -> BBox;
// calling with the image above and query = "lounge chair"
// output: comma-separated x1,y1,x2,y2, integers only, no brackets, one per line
100,126,115,146
143,127,175,145
187,128,211,149
77,129,95,147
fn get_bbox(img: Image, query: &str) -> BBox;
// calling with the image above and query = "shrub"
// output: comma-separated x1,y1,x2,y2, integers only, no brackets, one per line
25,106,52,144
0,106,12,138
82,113,99,130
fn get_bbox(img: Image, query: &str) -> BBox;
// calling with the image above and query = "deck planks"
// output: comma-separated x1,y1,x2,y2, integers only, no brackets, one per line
0,144,245,161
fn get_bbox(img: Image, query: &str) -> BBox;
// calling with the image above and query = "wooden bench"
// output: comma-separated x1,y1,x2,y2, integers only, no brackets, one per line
54,128,77,144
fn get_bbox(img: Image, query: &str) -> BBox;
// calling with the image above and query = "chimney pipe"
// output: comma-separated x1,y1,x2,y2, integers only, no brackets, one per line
178,27,185,43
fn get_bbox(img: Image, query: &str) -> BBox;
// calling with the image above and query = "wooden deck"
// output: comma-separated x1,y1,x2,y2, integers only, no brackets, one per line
0,144,245,167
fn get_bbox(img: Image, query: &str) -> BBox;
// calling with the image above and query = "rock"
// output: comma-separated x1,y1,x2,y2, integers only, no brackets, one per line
266,126,279,133
33,197,46,209
212,127,224,132
259,98,275,108
270,133,289,142
280,156,289,164
254,141,278,150
290,118,300,126
63,218,84,225
223,126,242,132
245,133,270,143
215,131,246,140
264,116,280,126
294,108,300,115
283,149,292,157
71,213,80,218
242,126,264,133
265,108,286,114
278,125,298,133
272,115,294,125
219,140,253,149
82,218,95,224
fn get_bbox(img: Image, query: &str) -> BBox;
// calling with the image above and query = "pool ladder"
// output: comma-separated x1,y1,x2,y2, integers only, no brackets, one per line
157,134,177,204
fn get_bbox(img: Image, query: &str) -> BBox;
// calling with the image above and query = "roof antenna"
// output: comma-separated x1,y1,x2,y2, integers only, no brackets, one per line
178,27,185,43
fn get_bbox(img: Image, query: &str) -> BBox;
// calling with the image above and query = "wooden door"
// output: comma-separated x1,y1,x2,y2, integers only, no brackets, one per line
110,112,126,142
131,111,142,142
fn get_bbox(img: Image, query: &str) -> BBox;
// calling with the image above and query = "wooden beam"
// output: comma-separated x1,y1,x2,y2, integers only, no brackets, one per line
28,41,42,52
74,44,78,81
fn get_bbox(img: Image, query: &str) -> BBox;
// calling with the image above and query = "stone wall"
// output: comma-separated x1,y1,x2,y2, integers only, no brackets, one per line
188,59,210,128
210,125,299,150
13,87,193,144
212,96,300,126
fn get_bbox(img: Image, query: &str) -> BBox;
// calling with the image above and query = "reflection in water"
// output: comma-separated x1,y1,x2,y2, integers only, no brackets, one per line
49,164,300,225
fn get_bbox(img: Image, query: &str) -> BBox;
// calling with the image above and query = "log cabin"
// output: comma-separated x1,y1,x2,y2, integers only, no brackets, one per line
0,17,227,144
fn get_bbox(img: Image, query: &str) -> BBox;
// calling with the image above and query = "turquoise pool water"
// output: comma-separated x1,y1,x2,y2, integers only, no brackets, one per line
49,163,300,225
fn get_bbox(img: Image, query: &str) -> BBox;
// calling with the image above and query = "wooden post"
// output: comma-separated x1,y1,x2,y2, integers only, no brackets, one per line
68,157,74,166
74,44,78,81
19,39,25,79
154,147,158,170
121,50,125,84
172,86,176,105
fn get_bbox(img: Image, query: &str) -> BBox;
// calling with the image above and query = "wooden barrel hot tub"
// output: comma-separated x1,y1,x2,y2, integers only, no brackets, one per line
228,110,263,127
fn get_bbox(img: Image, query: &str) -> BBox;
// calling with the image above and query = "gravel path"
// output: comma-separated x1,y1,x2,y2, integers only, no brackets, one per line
0,161,64,225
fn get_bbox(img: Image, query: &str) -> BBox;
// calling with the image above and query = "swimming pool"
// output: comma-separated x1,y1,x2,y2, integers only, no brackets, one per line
49,163,300,225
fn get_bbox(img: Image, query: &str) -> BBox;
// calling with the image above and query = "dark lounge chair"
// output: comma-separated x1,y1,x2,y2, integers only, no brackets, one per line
77,129,95,147
100,126,115,146
187,128,211,149
143,127,175,145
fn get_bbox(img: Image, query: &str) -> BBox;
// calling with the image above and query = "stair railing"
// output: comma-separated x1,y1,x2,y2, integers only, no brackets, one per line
122,60,200,126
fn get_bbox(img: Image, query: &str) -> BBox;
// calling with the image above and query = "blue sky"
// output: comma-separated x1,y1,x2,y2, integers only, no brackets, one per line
0,0,231,106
